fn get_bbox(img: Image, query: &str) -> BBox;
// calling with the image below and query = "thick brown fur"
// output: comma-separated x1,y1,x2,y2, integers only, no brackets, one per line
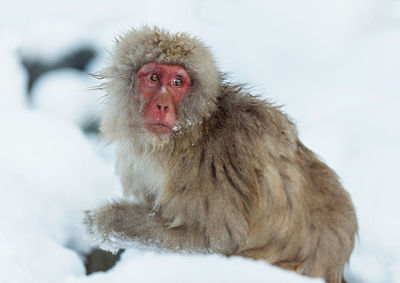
84,26,357,283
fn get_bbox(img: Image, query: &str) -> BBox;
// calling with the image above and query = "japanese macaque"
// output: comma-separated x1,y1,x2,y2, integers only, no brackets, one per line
84,26,357,283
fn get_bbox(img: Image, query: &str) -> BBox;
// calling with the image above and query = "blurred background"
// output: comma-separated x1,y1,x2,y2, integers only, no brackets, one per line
0,0,399,282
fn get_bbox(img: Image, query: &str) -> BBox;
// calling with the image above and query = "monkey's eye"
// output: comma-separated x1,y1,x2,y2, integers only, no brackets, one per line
172,78,183,87
147,73,160,82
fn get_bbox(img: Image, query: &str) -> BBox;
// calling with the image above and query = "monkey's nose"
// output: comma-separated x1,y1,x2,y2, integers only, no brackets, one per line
157,104,168,112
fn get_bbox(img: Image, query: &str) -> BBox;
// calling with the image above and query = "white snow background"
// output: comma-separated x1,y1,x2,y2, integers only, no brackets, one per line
1,0,399,282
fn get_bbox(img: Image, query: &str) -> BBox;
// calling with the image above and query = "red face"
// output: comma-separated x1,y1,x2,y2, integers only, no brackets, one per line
136,62,191,136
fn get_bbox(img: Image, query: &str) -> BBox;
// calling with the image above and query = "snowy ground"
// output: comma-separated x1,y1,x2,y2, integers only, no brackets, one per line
1,1,399,282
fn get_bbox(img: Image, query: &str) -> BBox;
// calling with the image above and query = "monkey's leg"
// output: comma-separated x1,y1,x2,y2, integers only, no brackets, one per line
84,201,207,253
292,228,349,283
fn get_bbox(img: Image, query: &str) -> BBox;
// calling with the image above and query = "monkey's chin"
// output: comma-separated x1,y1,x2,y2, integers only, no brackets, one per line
144,123,173,136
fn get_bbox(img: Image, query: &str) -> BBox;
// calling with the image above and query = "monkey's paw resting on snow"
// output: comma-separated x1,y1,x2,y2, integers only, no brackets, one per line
84,201,207,254
84,202,152,253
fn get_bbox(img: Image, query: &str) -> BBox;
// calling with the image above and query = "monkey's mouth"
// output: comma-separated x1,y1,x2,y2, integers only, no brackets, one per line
145,122,172,136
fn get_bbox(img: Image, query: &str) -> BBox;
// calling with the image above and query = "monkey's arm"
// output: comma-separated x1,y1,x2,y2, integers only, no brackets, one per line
84,201,208,253
84,188,251,255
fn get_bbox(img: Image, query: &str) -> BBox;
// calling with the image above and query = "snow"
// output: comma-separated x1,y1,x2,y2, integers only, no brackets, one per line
31,70,102,129
0,32,27,109
0,109,120,283
65,252,322,283
1,0,399,282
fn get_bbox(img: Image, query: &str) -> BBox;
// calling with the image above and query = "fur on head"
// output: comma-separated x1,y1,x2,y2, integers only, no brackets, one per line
99,26,221,150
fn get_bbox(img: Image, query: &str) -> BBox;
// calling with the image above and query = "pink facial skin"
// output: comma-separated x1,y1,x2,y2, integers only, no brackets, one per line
136,62,191,136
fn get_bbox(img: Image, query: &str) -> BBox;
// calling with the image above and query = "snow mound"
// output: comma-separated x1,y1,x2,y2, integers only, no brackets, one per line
68,251,322,283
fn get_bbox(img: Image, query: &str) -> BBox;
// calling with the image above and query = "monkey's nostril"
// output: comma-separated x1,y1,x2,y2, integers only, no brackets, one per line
157,105,168,111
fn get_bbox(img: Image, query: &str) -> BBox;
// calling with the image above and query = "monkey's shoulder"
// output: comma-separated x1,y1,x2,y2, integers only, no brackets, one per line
211,85,299,145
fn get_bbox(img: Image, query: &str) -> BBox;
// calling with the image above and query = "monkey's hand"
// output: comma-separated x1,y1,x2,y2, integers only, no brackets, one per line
84,198,247,254
83,201,152,253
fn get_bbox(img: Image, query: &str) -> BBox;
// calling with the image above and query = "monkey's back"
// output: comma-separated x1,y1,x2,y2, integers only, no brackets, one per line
160,85,357,282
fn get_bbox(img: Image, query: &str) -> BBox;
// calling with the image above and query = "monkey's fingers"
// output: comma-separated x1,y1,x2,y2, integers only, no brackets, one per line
83,204,148,254
82,208,125,254
83,210,94,233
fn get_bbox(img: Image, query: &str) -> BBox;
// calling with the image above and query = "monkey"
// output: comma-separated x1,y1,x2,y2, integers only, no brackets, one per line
84,26,357,283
